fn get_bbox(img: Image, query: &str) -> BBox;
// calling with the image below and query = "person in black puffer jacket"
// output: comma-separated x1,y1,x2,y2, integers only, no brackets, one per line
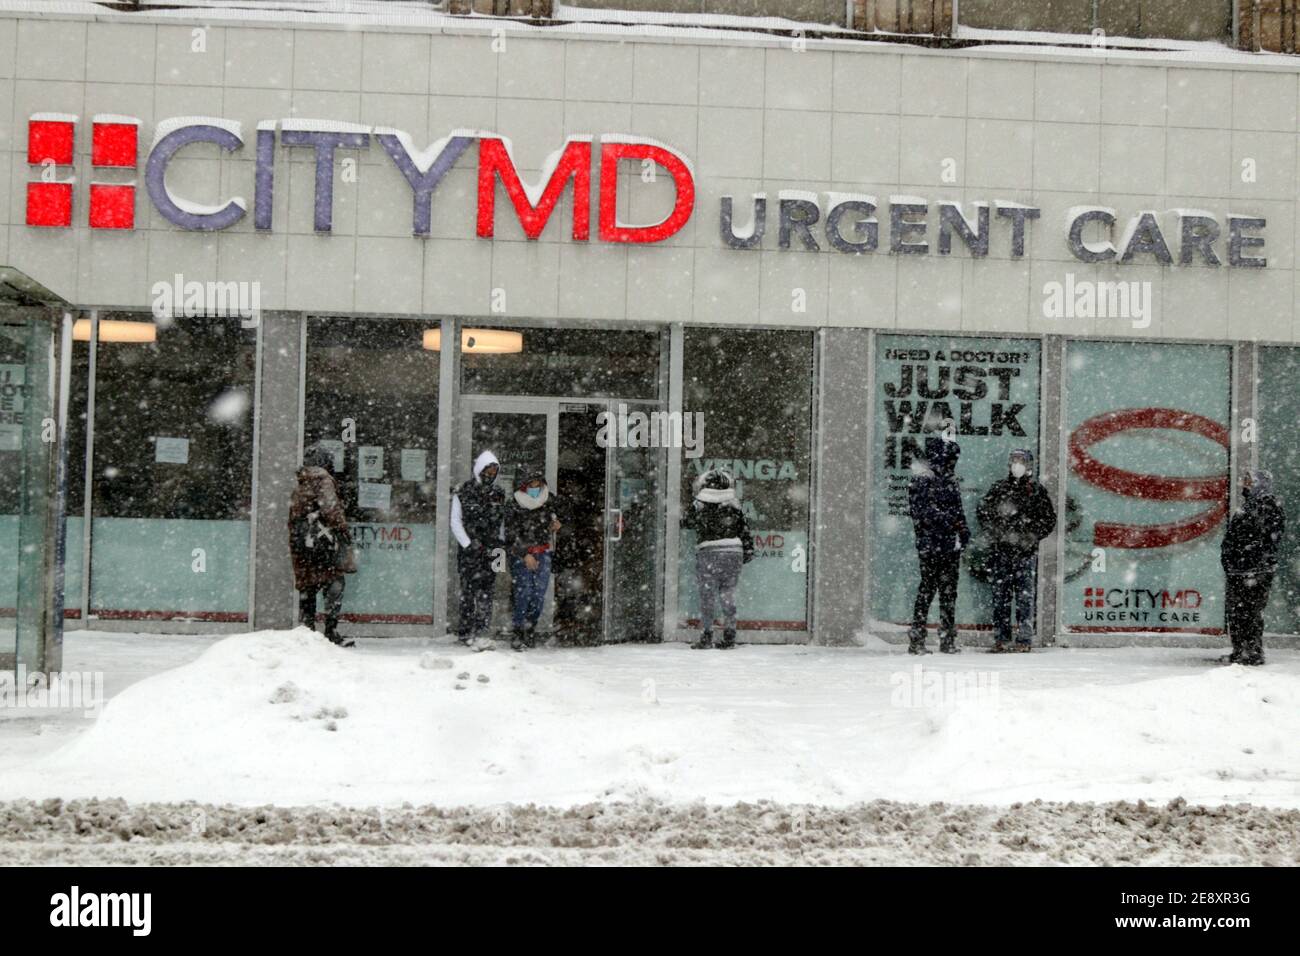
908,435,969,655
450,450,505,646
1220,469,1286,666
976,448,1056,653
683,469,753,650
504,469,562,650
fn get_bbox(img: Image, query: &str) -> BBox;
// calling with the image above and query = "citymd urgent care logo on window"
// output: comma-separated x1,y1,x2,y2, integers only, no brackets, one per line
23,115,694,242
1081,586,1205,627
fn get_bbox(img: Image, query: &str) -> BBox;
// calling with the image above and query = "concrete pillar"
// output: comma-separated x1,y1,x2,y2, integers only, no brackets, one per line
251,311,304,631
812,328,873,645
1039,335,1064,644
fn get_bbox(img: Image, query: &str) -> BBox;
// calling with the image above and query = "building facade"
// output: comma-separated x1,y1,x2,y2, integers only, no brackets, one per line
3,3,1300,648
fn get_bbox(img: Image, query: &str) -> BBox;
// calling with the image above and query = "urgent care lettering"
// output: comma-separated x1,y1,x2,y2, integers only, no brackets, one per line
24,114,696,243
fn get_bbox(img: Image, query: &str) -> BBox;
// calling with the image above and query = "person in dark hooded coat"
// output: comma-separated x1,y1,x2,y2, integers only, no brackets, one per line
288,443,356,647
451,450,505,647
977,448,1056,652
1220,469,1286,665
683,468,753,649
907,436,969,654
504,469,562,650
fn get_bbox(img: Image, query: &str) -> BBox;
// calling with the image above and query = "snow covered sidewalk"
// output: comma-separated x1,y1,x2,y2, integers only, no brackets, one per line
0,628,1297,810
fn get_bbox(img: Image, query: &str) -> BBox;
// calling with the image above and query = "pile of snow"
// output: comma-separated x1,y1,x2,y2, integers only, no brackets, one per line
1,629,1297,809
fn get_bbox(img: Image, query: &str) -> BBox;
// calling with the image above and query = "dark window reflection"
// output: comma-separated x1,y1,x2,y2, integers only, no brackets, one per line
91,314,255,521
459,326,660,399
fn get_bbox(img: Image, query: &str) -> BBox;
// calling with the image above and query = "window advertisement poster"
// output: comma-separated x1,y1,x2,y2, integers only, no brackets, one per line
0,363,24,452
679,458,810,628
1062,341,1231,634
1255,347,1300,635
870,334,1042,630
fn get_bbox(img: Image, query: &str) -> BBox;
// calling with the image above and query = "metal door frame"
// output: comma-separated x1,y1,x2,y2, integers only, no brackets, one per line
454,395,665,643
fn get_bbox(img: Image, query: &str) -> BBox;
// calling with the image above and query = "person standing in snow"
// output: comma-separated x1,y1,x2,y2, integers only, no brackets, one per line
907,436,969,655
451,450,505,648
288,443,357,648
1219,469,1286,666
683,469,753,649
504,470,562,651
976,448,1056,653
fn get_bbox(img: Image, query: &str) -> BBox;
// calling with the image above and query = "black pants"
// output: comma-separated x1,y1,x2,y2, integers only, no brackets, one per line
1225,572,1272,663
989,546,1036,644
912,552,960,644
457,546,496,637
299,576,345,635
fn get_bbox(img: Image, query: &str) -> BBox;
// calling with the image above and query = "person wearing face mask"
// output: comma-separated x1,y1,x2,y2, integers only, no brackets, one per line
1219,469,1285,666
504,469,562,651
451,450,505,649
976,448,1057,653
907,435,970,655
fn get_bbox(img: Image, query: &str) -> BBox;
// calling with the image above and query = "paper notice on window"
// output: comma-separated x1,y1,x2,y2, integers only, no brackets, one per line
400,448,428,482
358,446,385,479
357,481,391,511
318,439,344,472
154,436,190,464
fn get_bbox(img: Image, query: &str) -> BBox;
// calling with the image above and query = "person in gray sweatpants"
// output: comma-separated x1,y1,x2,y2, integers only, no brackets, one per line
683,469,754,649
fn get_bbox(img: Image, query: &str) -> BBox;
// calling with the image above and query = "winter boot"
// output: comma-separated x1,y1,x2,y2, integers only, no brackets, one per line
510,626,527,652
938,636,961,654
325,620,354,649
988,640,1010,653
717,628,737,650
907,626,930,655
1011,640,1033,653
691,629,714,650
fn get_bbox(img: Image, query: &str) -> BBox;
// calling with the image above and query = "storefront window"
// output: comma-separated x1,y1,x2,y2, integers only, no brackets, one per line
1255,347,1300,635
304,317,439,624
460,326,660,399
869,334,1042,631
1,309,62,666
63,335,88,619
678,328,813,630
88,314,256,621
1062,341,1231,635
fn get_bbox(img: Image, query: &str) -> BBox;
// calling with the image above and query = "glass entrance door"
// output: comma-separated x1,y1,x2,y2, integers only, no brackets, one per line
603,404,663,643
454,398,662,644
455,402,551,638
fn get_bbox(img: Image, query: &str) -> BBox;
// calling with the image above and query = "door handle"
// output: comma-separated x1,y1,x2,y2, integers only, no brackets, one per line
609,508,623,541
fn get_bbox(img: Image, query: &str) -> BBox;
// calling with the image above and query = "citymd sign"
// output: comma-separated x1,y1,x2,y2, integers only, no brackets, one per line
24,114,695,243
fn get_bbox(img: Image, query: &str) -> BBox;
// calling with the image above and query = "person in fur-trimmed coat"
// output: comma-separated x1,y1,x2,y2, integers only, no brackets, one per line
504,470,561,650
288,443,356,647
683,468,754,650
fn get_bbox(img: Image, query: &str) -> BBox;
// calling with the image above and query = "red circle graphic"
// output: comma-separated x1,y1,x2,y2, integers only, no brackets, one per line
1067,407,1229,550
